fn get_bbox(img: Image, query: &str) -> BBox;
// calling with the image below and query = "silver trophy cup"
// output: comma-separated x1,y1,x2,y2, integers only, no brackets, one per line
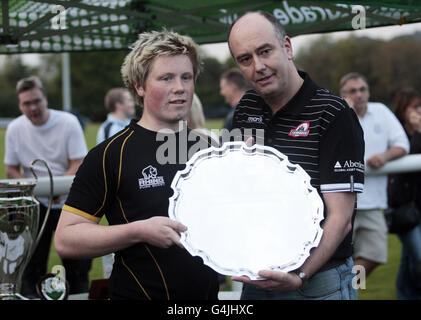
0,159,53,300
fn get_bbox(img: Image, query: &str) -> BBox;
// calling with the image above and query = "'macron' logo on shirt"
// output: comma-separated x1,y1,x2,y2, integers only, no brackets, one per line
247,116,263,123
288,122,310,137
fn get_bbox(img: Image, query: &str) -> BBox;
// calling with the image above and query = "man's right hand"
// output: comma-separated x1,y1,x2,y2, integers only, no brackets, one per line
135,216,187,249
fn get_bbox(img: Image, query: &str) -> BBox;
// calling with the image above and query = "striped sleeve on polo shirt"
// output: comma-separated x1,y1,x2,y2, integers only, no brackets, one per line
315,89,364,193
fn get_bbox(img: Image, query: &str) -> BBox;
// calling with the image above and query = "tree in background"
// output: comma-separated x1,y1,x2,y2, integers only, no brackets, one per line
30,51,232,122
195,56,235,118
69,50,130,122
294,33,421,106
2,32,420,121
0,56,37,117
66,52,234,121
0,50,234,121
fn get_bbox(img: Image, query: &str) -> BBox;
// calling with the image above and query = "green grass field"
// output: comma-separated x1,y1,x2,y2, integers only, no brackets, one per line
0,120,402,299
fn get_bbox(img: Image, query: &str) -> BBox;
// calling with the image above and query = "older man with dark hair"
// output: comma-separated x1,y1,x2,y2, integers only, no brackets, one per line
228,11,365,300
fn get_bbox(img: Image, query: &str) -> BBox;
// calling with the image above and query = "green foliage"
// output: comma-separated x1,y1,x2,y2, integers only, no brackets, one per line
196,55,237,118
3,33,421,122
357,234,401,300
196,56,226,109
69,50,130,122
0,56,36,117
295,33,421,105
0,54,65,117
0,51,237,121
37,54,65,111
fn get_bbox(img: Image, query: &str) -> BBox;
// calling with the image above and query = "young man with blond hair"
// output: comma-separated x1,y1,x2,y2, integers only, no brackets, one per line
55,30,219,300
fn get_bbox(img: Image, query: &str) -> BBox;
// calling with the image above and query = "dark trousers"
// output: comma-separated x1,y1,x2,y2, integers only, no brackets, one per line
21,204,92,298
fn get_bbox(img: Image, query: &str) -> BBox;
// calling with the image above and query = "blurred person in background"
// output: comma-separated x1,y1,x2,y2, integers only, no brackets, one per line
185,93,219,144
340,72,409,278
96,87,136,144
219,68,248,131
388,88,421,299
4,76,90,298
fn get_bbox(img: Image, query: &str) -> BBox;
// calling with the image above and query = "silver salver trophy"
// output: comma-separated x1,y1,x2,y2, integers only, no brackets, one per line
169,142,324,279
0,159,54,300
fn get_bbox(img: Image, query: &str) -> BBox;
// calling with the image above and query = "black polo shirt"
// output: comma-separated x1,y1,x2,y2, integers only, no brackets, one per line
232,71,365,260
64,121,219,300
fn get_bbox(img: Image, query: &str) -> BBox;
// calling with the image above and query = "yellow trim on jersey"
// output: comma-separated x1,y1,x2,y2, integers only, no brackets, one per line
121,256,151,300
116,192,169,299
62,205,101,223
94,127,131,216
117,196,129,224
144,244,170,300
117,130,134,191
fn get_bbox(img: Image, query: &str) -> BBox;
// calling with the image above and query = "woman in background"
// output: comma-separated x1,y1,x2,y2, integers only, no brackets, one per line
388,88,421,299
185,93,220,144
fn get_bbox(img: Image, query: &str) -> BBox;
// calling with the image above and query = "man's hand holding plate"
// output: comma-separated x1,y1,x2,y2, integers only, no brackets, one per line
232,269,303,292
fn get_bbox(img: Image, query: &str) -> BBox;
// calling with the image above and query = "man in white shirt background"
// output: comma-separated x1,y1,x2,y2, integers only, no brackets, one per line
4,76,90,298
340,72,409,277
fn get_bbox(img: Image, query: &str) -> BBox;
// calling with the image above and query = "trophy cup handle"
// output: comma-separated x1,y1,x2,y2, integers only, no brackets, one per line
30,159,54,253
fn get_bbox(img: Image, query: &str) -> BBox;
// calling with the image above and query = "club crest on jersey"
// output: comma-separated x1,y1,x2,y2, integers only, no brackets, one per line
138,165,165,189
288,122,310,137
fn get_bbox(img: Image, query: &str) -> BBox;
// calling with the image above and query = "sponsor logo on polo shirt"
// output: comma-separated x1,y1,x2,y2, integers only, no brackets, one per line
333,160,365,173
288,122,310,137
139,165,165,189
247,116,263,123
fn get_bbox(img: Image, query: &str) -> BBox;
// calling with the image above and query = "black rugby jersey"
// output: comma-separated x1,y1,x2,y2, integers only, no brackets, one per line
64,120,219,300
232,71,365,259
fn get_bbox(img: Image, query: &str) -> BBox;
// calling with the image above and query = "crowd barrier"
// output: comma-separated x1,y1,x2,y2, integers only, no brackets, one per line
2,153,421,299
11,153,418,197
